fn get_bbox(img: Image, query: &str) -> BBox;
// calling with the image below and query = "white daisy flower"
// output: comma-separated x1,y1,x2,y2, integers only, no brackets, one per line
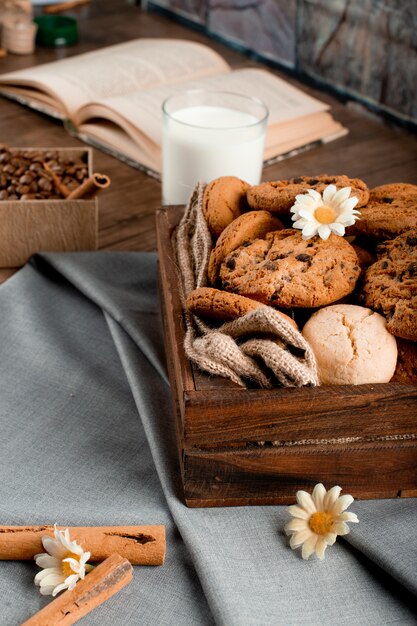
284,483,359,560
34,524,94,596
290,185,361,240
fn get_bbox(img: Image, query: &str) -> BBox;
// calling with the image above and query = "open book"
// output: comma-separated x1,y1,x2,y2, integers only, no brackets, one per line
0,39,347,177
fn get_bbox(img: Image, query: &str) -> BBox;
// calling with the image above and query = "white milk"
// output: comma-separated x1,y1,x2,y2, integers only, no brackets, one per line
162,105,266,205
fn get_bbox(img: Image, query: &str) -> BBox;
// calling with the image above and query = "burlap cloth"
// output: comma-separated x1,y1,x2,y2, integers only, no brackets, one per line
173,182,319,389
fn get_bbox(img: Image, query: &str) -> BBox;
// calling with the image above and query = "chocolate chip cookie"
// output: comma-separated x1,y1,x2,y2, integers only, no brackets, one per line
203,176,251,239
359,229,417,341
369,182,417,203
391,338,417,385
219,229,361,308
186,287,297,327
208,210,283,286
247,174,369,215
347,196,417,241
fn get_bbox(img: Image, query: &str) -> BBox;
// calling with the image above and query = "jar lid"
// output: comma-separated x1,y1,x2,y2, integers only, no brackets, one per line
34,15,78,47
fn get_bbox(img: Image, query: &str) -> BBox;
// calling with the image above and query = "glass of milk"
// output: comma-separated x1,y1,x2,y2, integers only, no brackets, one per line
162,90,268,205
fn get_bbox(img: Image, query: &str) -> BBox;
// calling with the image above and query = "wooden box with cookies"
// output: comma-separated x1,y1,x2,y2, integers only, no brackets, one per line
156,174,417,508
0,146,101,282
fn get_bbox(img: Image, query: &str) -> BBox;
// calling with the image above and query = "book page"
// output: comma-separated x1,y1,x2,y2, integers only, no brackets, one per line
0,38,230,119
75,68,330,147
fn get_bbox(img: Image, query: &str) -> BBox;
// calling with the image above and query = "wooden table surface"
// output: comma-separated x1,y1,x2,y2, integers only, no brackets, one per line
0,0,416,282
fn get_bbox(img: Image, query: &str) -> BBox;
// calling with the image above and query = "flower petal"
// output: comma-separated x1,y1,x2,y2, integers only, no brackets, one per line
340,196,359,212
285,518,309,534
307,189,322,202
331,494,354,515
339,511,359,523
323,184,337,204
318,224,331,240
332,186,352,205
34,568,62,585
332,521,350,536
323,485,342,510
315,537,328,560
35,555,60,569
311,483,326,511
289,529,312,549
293,218,308,229
325,532,337,546
51,582,69,597
40,572,65,587
42,537,66,558
66,574,80,591
302,222,319,238
330,222,345,236
40,585,57,596
296,490,317,514
287,504,310,520
301,534,318,560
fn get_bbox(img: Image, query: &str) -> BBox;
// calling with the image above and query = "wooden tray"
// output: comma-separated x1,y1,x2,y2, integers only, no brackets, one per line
156,206,417,508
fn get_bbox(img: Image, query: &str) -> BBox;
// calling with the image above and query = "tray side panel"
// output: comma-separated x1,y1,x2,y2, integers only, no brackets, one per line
183,441,417,507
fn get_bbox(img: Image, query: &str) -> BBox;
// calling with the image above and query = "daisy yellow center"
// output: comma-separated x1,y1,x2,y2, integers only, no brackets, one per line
61,552,80,577
308,511,335,535
314,205,337,224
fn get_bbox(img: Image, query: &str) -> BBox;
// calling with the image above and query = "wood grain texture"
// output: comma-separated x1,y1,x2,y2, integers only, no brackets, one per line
157,205,417,507
22,554,133,626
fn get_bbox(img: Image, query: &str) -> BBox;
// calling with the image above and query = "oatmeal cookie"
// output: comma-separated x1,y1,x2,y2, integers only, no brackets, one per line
247,174,369,215
219,229,360,308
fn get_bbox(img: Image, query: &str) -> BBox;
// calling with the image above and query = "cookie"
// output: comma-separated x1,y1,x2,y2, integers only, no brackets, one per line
219,229,360,308
391,338,417,385
351,244,376,273
207,210,283,286
359,229,417,341
247,174,369,215
301,304,397,385
369,182,417,203
203,176,251,239
186,287,297,328
347,196,417,240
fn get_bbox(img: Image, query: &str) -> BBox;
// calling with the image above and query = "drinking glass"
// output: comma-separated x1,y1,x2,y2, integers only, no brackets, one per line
162,90,268,205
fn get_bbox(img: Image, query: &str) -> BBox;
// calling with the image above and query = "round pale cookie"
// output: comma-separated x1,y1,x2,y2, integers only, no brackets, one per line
207,210,283,286
203,176,251,239
347,196,417,240
302,304,398,385
219,229,361,308
186,287,297,327
359,229,417,341
247,174,369,215
391,338,417,385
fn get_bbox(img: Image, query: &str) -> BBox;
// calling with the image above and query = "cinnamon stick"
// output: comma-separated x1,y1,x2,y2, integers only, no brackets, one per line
67,173,111,199
22,553,132,626
42,162,71,198
0,525,165,565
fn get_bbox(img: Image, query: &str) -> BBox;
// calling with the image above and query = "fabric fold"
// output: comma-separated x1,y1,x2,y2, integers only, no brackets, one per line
1,252,416,626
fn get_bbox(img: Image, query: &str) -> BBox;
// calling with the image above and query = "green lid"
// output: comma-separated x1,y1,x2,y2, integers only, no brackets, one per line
34,15,78,47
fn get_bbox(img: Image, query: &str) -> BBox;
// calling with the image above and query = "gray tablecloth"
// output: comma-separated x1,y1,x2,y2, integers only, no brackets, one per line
0,252,416,626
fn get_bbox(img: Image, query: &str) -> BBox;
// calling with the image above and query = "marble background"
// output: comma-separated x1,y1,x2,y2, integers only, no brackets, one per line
146,0,417,122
